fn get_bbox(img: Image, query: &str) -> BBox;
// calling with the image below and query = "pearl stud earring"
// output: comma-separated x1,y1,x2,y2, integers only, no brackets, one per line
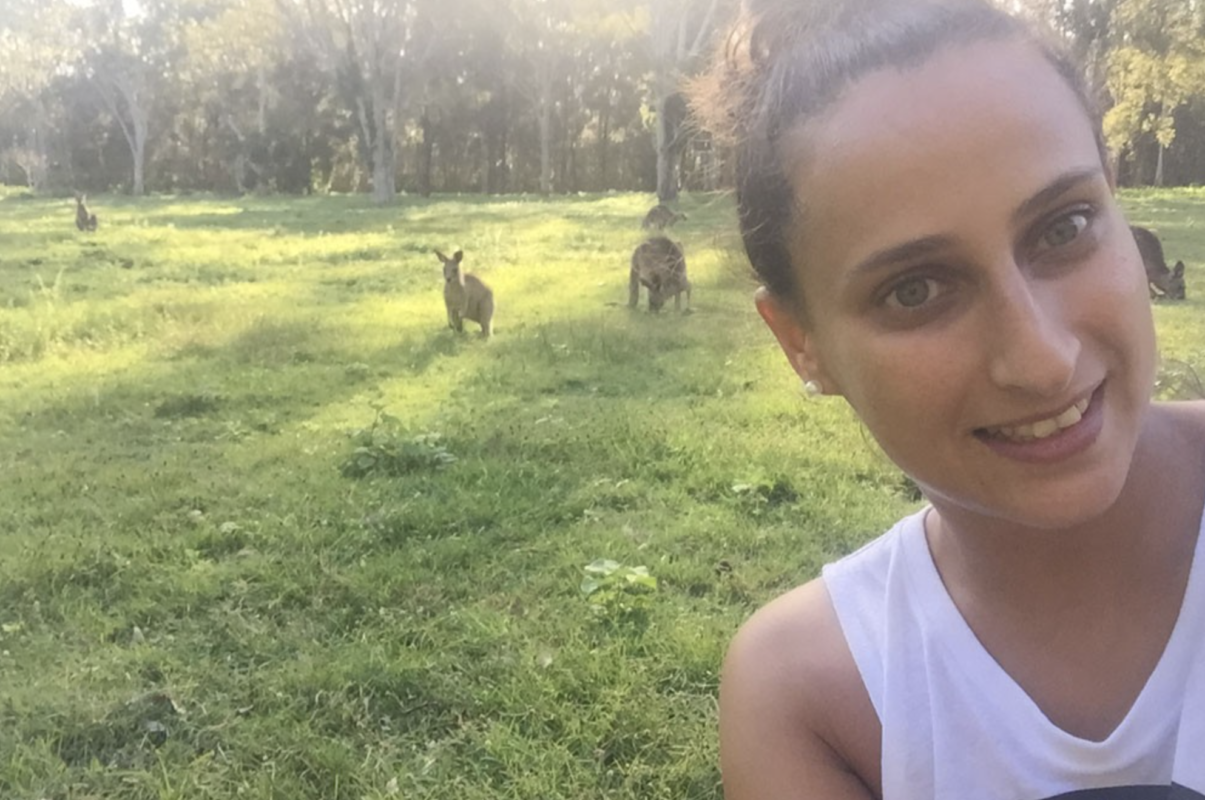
803,379,823,397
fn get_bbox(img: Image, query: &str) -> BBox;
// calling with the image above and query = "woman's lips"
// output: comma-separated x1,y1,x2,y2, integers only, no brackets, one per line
974,384,1105,464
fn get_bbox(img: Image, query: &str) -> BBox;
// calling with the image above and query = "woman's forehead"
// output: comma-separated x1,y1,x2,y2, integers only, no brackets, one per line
782,39,1104,272
794,38,1087,162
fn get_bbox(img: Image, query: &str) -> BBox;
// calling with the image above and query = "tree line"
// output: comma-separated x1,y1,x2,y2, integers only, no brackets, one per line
0,0,1202,202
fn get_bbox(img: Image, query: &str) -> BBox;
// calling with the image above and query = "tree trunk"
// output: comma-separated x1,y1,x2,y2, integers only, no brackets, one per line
647,0,720,201
538,71,553,195
26,102,50,191
481,136,491,193
655,125,679,202
94,74,149,195
257,63,268,135
483,85,510,194
354,83,395,205
233,152,248,194
704,139,721,191
132,109,148,195
598,100,611,191
567,135,577,192
419,110,434,197
497,124,509,193
370,80,395,204
654,85,685,203
1155,143,1165,187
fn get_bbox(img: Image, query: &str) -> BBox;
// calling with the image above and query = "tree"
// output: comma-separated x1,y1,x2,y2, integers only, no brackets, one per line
73,0,195,195
1016,0,1118,92
280,0,442,204
1104,0,1205,185
0,1,74,191
181,0,288,192
645,0,725,202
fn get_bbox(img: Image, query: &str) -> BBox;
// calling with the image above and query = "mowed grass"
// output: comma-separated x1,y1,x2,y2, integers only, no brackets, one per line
1,186,1203,800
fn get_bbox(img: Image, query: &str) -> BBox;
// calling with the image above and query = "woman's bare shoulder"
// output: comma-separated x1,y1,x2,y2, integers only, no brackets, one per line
726,578,857,694
719,577,882,799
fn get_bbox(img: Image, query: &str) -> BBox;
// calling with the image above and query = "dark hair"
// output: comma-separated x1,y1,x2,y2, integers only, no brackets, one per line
691,0,1106,311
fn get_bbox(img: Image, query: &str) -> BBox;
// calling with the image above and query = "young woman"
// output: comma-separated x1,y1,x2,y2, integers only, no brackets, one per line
692,1,1205,798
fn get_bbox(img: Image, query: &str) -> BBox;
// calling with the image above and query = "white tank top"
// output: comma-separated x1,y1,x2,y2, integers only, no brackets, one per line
822,508,1205,800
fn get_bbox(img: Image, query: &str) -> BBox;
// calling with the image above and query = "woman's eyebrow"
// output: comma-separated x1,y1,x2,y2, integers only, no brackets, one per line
851,234,954,279
848,166,1106,280
1011,166,1104,225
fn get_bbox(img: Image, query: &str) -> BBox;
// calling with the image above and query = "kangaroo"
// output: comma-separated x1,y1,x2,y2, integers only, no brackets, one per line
436,249,494,337
630,237,691,312
1131,225,1186,300
74,193,98,232
641,204,687,230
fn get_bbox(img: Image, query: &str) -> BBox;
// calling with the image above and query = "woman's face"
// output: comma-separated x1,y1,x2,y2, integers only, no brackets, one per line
762,38,1156,530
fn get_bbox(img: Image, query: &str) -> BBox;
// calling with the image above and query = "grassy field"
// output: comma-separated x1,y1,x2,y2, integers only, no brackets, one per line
1,186,1203,800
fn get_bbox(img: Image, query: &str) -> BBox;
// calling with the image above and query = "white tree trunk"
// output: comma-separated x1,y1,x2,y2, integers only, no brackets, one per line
22,103,51,191
538,81,553,195
132,110,147,195
370,79,395,204
93,71,149,195
257,63,268,135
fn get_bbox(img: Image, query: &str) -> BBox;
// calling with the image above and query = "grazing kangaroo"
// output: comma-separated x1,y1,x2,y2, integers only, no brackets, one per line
74,193,98,232
436,249,494,337
630,236,691,312
641,204,687,230
1131,225,1186,300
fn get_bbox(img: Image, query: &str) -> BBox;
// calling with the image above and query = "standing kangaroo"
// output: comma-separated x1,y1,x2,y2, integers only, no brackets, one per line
641,204,687,230
436,249,494,337
630,236,691,312
74,193,98,232
1131,225,1186,300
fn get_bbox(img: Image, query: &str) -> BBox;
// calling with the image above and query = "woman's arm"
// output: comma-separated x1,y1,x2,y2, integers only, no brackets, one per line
719,579,881,800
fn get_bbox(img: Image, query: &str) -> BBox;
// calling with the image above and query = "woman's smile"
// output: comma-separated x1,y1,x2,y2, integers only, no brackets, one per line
973,383,1105,465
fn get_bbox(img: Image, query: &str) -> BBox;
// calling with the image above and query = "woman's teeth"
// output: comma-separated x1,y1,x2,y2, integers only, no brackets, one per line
987,397,1090,442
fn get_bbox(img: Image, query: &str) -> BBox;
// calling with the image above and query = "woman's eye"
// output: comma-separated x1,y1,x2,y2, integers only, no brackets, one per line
1040,211,1090,249
885,277,939,309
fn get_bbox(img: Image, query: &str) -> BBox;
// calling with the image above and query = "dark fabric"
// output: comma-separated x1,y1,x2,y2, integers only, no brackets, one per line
1040,786,1205,800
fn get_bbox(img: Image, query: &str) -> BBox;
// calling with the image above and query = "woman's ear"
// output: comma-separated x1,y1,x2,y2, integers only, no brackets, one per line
754,287,836,393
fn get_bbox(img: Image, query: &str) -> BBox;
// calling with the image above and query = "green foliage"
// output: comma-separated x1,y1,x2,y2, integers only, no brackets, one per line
580,559,659,631
341,406,456,478
1103,0,1205,179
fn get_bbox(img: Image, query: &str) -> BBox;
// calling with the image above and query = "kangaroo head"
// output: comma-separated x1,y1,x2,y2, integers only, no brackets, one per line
1169,261,1187,300
648,289,668,312
435,249,465,283
1151,262,1186,300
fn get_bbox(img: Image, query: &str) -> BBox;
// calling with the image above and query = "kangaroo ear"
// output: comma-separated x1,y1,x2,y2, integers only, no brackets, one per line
453,251,463,263
434,249,446,261
1174,261,1185,277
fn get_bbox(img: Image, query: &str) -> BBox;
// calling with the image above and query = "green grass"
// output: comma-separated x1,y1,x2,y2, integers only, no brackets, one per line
1,186,1203,799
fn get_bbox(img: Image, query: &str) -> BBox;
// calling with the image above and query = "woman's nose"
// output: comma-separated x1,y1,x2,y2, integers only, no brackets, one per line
986,276,1080,397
